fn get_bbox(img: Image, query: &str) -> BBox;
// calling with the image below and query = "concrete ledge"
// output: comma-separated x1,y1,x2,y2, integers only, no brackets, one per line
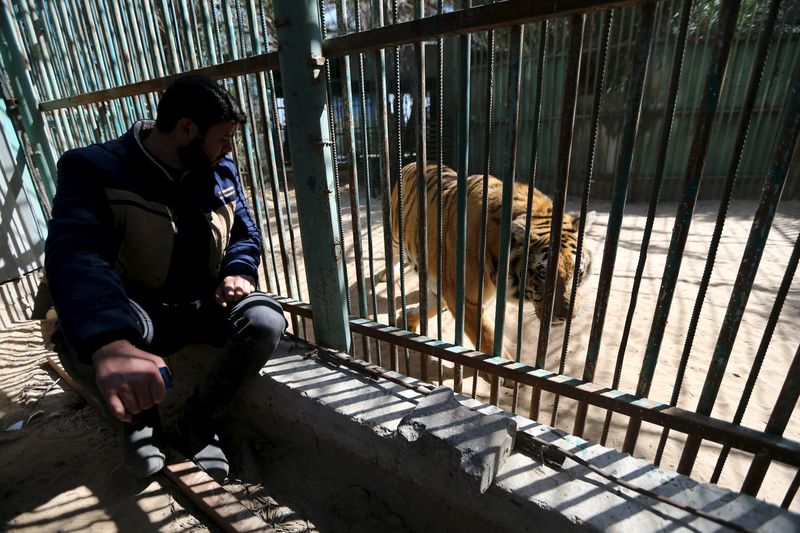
235,340,800,532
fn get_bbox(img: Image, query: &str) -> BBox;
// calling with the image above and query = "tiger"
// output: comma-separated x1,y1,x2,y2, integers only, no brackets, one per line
380,162,595,361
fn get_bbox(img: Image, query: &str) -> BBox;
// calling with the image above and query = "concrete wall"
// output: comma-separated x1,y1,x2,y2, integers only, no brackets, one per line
234,340,800,532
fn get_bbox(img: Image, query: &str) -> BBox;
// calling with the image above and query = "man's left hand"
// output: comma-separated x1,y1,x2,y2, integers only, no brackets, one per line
214,275,256,308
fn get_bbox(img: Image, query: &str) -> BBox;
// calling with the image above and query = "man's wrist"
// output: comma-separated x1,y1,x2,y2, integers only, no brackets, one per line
91,339,134,364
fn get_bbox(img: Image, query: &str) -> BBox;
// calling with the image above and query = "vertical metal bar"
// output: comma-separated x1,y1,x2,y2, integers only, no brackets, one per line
740,343,800,496
711,232,799,483
108,0,147,119
273,0,351,352
335,0,370,359
37,1,79,151
54,0,100,143
0,2,57,200
623,0,742,454
599,0,692,447
656,0,781,467
17,0,71,151
142,0,167,78
372,0,396,370
260,3,306,315
435,0,444,377
414,0,429,379
530,14,586,420
783,470,800,509
393,0,410,373
552,10,611,428
319,0,352,319
453,0,472,392
569,3,656,437
159,0,182,72
179,0,199,69
473,22,497,399
355,6,381,363
200,0,219,65
678,62,800,476
489,23,524,406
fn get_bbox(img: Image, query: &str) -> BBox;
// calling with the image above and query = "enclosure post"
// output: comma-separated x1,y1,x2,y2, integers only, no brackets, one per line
272,0,351,352
0,3,57,201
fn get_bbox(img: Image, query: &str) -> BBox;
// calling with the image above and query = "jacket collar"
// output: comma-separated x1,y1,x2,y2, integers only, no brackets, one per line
128,119,190,182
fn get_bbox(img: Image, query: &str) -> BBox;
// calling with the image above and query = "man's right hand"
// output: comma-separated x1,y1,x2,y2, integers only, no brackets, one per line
91,340,167,423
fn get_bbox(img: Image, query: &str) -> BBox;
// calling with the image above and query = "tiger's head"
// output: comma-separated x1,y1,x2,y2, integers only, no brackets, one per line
508,210,596,323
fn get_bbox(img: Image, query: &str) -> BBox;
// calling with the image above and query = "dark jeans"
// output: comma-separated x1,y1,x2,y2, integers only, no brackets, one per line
133,291,288,421
66,291,286,424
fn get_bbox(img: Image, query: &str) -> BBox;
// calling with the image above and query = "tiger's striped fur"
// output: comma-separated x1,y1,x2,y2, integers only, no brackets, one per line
385,162,594,359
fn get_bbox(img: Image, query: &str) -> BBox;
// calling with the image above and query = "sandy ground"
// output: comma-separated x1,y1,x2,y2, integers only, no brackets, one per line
0,318,324,532
267,188,799,512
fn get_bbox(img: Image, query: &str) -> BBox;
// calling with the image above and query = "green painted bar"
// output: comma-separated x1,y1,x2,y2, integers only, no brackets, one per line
0,3,57,200
200,0,218,65
272,0,350,352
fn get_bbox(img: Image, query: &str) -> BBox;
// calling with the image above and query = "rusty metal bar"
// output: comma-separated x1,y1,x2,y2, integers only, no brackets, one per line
553,9,611,428
490,23,525,406
610,0,691,451
323,0,657,59
319,0,351,319
658,0,782,468
531,15,586,420
783,470,800,509
451,0,471,393
354,7,382,364
711,231,799,484
678,60,800,476
335,0,370,360
473,22,498,400
270,293,800,468
572,3,656,437
38,53,280,111
372,0,396,370
414,0,430,380
740,343,800,497
624,0,743,455
435,0,445,385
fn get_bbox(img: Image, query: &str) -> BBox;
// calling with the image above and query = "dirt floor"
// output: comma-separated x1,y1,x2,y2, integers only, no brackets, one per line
0,317,414,532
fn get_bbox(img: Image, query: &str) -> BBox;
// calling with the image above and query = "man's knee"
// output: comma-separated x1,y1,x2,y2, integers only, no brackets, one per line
229,293,287,347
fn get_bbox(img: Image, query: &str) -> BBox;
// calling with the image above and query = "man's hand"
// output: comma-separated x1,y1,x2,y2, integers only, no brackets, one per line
214,274,256,308
92,340,167,423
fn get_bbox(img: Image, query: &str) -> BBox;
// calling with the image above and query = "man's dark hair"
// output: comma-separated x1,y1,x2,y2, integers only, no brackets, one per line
156,75,247,133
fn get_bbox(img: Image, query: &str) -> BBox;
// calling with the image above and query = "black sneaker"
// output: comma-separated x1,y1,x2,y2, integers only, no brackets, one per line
172,408,229,483
122,408,166,477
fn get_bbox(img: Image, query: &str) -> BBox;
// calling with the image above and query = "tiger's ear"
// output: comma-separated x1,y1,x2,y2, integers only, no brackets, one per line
573,210,597,235
509,220,529,247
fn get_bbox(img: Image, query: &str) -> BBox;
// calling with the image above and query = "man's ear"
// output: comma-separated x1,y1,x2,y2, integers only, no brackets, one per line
175,117,198,142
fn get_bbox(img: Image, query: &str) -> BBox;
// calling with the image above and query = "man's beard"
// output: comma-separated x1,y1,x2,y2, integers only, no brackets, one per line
177,135,213,172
